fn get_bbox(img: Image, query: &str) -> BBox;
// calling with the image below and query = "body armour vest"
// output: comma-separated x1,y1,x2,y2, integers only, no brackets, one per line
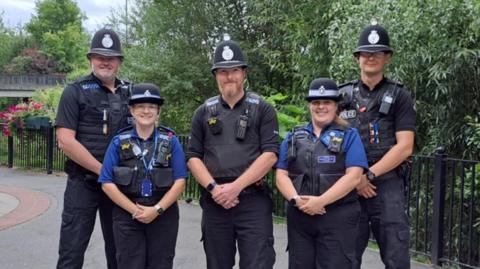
203,92,261,179
339,79,399,163
112,126,174,198
287,124,357,206
74,75,130,163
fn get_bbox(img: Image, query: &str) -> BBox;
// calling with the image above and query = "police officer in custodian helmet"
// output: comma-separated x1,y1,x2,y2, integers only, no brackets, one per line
187,37,279,268
276,77,368,268
55,27,130,269
99,83,187,268
338,23,416,269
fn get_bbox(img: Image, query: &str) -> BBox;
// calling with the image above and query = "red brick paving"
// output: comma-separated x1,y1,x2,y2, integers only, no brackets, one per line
0,185,50,230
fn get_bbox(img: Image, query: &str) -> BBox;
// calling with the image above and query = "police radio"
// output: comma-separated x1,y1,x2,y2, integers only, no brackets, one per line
235,115,249,140
379,91,395,115
287,134,296,161
155,140,171,167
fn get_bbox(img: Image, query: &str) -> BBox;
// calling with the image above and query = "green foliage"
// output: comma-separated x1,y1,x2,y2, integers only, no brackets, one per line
42,24,89,73
26,0,88,73
0,14,30,72
265,92,307,138
31,85,64,120
4,56,33,74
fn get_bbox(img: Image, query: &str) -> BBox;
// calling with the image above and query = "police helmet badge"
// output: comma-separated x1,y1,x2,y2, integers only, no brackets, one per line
144,90,151,96
102,34,114,48
319,85,325,94
222,46,234,61
368,30,380,44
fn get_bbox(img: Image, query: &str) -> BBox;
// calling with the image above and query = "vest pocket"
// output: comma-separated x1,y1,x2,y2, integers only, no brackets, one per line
151,168,174,188
318,173,343,194
289,173,305,194
113,166,135,186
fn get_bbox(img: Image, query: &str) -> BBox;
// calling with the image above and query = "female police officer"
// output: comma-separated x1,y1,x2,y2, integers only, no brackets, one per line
98,83,187,269
275,77,368,268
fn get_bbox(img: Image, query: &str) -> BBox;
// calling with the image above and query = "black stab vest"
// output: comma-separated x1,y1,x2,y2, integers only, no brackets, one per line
113,126,174,202
203,92,261,179
339,80,398,163
65,75,131,176
287,124,357,206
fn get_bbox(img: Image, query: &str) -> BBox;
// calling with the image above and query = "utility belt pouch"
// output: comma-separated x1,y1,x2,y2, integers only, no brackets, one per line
235,115,249,140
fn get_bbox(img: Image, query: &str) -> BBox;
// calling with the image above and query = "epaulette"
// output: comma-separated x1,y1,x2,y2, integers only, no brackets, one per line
117,125,134,136
245,91,261,104
290,124,309,138
338,80,358,88
158,125,175,136
385,78,403,87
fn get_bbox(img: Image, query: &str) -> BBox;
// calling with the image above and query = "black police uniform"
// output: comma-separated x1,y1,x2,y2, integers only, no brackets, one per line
188,39,278,269
339,25,416,269
188,93,278,269
55,28,128,269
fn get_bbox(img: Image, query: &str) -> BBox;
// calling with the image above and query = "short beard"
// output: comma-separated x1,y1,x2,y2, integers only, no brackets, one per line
91,63,117,84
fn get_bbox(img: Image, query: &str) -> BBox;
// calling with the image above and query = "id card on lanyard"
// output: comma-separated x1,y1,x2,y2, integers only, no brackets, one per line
136,129,159,197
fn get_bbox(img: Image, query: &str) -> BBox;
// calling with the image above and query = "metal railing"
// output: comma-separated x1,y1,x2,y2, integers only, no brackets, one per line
0,127,478,268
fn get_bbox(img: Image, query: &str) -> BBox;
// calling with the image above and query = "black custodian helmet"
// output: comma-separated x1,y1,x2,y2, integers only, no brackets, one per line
87,28,123,59
354,23,393,56
305,78,340,102
129,83,164,106
211,39,248,73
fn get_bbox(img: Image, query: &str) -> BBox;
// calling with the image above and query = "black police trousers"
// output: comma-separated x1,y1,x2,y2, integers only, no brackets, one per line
200,188,275,269
57,174,117,269
354,175,410,269
287,201,360,269
112,202,179,269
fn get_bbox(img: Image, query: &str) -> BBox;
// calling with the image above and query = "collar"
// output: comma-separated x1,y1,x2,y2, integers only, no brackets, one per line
89,73,122,90
129,127,157,142
218,91,247,109
359,76,387,92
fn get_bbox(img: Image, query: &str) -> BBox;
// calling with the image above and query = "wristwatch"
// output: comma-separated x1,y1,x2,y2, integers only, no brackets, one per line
289,195,300,207
206,180,218,192
154,204,164,215
366,170,376,182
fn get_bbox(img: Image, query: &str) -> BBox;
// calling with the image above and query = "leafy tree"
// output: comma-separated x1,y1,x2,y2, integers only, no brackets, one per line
26,0,88,73
0,13,30,72
326,0,480,158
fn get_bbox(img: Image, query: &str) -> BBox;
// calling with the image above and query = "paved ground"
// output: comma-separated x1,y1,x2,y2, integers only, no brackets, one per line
0,167,433,268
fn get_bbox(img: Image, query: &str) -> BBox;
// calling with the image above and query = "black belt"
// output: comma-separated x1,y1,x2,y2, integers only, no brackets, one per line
126,190,167,206
213,177,266,195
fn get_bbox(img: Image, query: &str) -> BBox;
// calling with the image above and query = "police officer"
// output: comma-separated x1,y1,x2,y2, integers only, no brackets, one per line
99,83,187,269
187,37,279,269
276,77,368,268
338,23,416,269
55,28,130,269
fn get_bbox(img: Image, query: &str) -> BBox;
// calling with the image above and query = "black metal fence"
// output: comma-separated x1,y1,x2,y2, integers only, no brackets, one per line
0,126,478,268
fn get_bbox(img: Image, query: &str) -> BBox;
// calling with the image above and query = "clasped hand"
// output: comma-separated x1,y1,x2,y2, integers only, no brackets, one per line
298,195,327,216
212,183,240,209
132,204,159,224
